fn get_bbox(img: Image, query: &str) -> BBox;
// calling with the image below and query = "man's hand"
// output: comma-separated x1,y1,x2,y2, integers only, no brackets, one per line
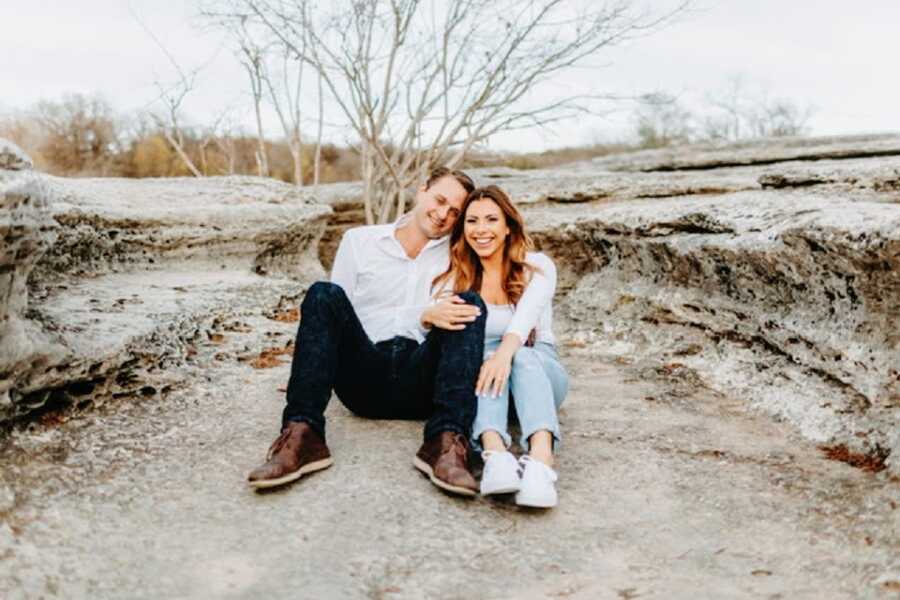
421,295,480,330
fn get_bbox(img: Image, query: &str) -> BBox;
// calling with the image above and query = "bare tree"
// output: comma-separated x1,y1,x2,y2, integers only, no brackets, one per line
231,17,272,177
31,94,123,176
205,0,688,223
704,74,747,143
633,92,693,148
702,75,815,142
149,77,203,177
132,8,205,177
213,108,246,175
200,105,244,175
313,70,324,187
262,44,307,185
748,96,815,138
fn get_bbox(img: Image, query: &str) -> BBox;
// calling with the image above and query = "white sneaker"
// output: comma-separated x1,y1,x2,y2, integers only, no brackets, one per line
515,456,558,508
480,450,521,495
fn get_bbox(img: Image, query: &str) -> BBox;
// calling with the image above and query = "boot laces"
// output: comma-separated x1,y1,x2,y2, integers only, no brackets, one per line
445,432,469,460
267,428,295,461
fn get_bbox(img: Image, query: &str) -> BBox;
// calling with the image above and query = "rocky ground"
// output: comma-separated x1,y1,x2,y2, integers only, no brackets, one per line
1,135,899,598
1,307,897,599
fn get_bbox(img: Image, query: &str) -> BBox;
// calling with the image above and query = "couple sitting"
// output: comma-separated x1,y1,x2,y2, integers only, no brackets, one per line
247,168,568,507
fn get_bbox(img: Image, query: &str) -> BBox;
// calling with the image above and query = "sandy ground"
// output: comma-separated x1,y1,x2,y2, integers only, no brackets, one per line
1,309,898,600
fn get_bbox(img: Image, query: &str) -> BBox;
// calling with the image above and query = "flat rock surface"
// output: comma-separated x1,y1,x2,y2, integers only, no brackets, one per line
8,267,305,417
2,173,329,422
0,313,897,599
36,175,332,280
589,134,900,172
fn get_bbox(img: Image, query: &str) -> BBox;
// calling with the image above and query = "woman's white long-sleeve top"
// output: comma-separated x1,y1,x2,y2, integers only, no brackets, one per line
482,252,557,346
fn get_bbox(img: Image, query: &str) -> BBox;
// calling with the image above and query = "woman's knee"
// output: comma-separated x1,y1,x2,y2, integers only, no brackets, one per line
512,346,542,371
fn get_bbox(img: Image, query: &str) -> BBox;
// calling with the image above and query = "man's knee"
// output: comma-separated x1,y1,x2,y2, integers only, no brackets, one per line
303,281,348,308
456,290,486,313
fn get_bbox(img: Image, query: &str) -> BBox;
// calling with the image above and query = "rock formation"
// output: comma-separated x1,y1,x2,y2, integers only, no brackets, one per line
0,141,61,417
515,137,900,475
2,134,898,598
1,140,331,423
2,134,898,476
312,135,900,476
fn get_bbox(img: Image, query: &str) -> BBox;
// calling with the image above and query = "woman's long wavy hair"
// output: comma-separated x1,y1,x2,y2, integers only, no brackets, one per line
432,185,536,305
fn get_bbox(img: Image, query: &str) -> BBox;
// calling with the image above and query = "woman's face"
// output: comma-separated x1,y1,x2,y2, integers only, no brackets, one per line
463,198,510,260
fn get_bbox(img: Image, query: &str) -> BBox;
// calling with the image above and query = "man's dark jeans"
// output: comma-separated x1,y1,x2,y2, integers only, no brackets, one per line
281,281,486,441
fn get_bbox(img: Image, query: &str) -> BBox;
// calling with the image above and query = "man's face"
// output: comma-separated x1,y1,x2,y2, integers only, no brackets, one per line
412,175,468,239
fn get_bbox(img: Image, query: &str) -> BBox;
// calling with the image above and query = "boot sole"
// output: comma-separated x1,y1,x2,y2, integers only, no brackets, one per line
412,457,477,497
248,457,334,490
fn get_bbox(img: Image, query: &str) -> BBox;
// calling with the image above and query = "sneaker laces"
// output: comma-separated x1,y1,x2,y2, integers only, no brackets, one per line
519,455,558,482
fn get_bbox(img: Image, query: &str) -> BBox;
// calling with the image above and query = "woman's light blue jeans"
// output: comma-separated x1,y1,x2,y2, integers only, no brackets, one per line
471,340,569,451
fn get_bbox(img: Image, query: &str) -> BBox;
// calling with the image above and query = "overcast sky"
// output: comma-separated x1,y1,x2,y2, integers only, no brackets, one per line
2,0,897,151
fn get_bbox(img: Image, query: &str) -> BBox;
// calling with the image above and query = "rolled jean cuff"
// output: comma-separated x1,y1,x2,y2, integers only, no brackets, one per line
283,415,326,441
470,426,512,452
423,420,466,442
519,423,561,451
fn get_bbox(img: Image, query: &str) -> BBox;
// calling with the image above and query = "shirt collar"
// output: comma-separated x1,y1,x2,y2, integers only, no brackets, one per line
382,212,449,252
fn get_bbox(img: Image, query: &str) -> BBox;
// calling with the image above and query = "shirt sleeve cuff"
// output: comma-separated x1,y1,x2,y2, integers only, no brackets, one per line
503,327,527,344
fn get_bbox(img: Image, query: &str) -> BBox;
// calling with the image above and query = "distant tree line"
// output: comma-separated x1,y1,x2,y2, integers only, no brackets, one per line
0,93,360,182
633,76,816,149
0,80,815,180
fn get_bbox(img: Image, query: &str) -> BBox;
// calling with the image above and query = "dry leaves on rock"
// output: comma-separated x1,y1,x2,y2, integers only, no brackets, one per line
240,341,295,369
820,444,888,473
268,307,300,323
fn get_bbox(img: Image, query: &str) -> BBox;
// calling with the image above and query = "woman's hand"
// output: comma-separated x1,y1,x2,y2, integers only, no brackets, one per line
477,349,513,398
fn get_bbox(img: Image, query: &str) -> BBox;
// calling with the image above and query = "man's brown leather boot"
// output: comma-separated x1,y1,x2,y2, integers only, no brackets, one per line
413,431,478,497
247,421,333,489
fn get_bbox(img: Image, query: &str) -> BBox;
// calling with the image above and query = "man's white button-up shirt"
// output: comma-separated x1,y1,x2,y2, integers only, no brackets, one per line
330,218,450,344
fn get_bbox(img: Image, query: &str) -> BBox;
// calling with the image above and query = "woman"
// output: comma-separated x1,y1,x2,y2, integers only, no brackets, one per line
432,185,568,508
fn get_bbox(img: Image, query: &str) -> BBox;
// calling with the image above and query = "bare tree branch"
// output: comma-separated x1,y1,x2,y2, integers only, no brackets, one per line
204,0,690,222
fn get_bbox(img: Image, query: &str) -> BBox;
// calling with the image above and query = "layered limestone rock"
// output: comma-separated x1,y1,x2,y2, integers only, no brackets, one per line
757,155,900,200
524,193,899,473
36,175,331,280
507,138,900,475
312,135,900,475
590,133,900,172
1,156,331,422
4,133,898,476
0,143,62,416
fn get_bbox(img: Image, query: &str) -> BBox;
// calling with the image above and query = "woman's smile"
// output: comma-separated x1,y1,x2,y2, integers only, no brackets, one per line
464,199,509,259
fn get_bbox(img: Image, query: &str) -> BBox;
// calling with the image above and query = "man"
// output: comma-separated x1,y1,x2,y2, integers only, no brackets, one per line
247,167,486,496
